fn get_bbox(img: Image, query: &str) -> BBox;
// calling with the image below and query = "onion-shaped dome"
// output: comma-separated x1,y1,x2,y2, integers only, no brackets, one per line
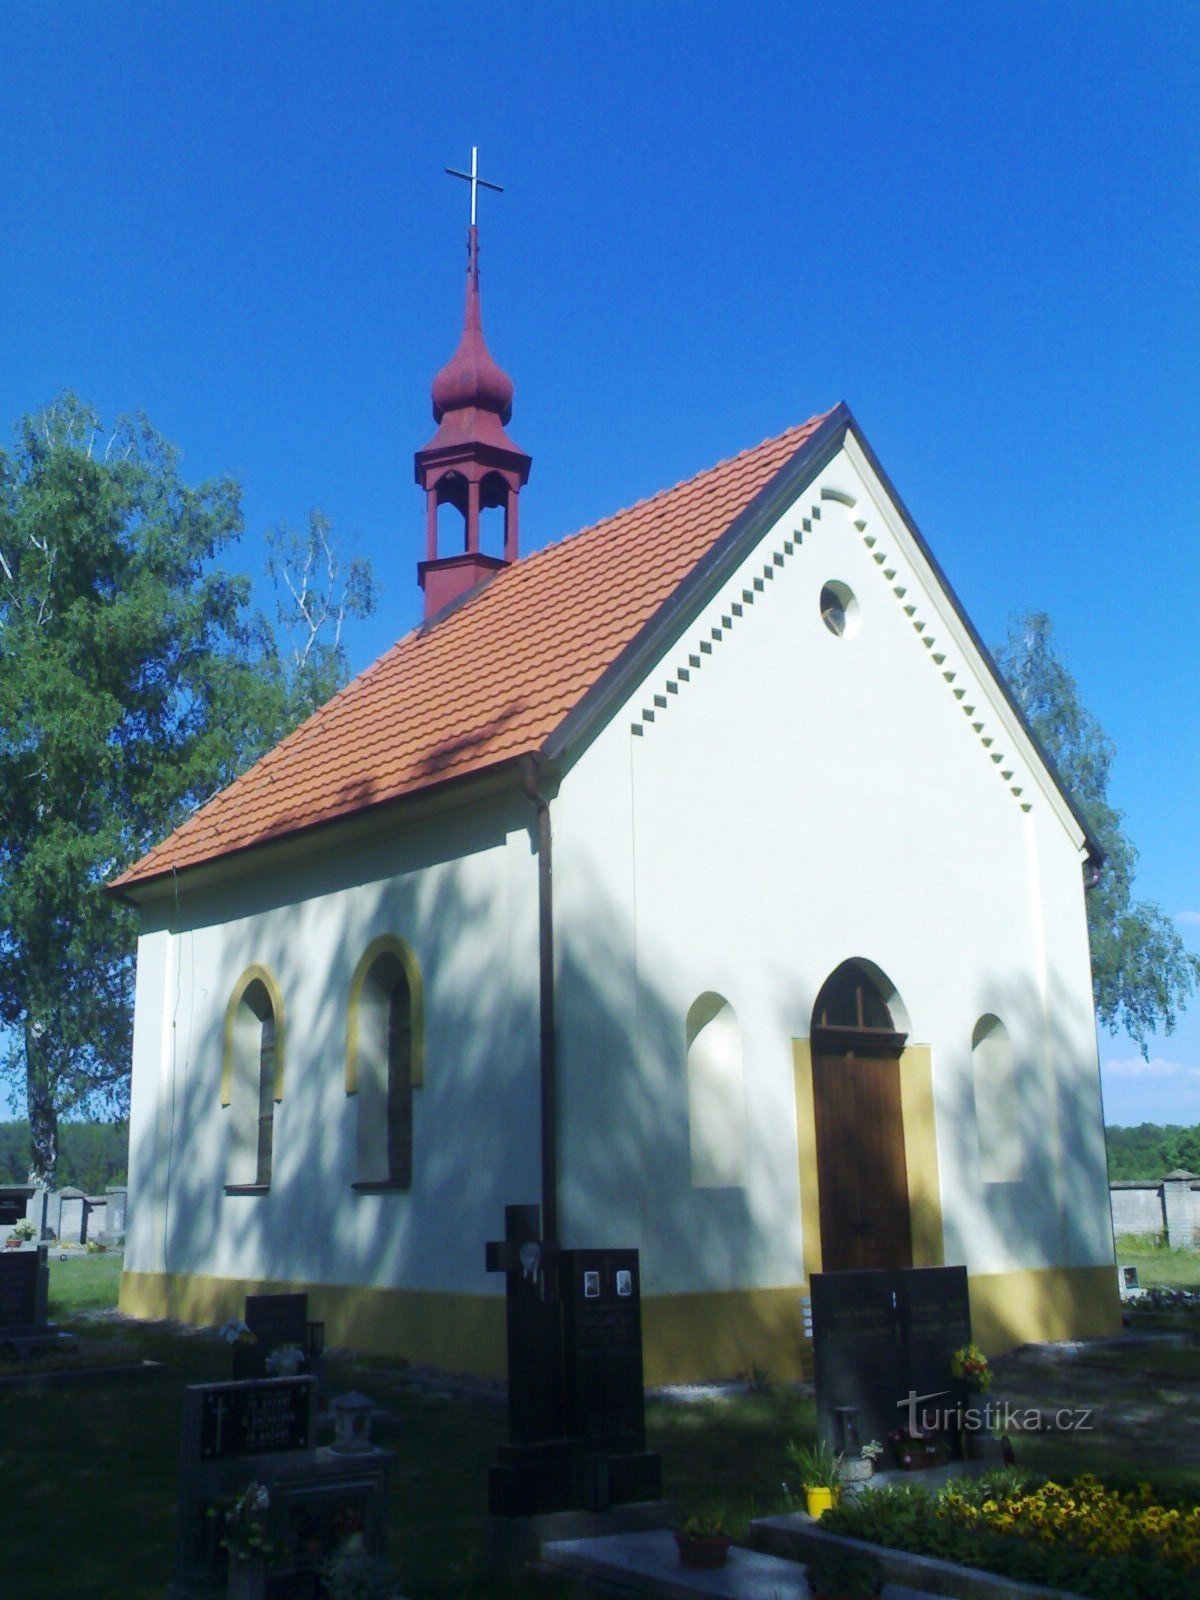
430,270,514,424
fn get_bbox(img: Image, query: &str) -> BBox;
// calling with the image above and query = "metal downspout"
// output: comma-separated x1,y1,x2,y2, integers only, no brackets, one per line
519,755,557,1248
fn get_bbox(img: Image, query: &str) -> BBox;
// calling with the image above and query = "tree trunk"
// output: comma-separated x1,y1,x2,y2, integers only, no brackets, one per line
24,1020,58,1188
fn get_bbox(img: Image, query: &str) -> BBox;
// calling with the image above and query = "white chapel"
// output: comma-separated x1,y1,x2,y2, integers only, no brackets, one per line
114,200,1119,1382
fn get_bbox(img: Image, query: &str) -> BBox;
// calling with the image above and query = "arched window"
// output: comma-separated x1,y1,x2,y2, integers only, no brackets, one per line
972,1014,1022,1182
686,992,746,1188
221,968,285,1191
346,938,424,1189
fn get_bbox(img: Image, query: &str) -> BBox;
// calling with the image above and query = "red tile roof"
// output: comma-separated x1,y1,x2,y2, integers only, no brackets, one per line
113,410,837,890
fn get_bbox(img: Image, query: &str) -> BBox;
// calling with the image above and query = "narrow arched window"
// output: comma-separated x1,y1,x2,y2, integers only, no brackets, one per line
973,1014,1022,1182
686,993,746,1188
223,972,284,1190
347,940,424,1189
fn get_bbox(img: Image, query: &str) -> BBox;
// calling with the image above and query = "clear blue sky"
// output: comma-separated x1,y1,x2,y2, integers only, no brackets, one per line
2,1,1198,1127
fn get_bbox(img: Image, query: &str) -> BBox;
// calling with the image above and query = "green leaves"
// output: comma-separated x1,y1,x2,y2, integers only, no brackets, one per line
996,611,1200,1052
0,394,374,1180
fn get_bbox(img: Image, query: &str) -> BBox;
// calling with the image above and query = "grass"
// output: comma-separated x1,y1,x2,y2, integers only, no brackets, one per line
4,1258,1198,1598
1112,1239,1200,1288
47,1246,126,1312
1,1259,813,1599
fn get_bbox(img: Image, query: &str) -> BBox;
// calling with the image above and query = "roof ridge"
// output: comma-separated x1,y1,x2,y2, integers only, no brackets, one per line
514,411,836,573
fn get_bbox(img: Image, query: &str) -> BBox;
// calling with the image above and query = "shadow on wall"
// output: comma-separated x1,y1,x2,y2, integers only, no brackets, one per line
128,797,771,1367
123,800,1119,1370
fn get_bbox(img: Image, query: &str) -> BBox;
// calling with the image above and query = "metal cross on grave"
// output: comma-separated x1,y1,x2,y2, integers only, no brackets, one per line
445,145,504,227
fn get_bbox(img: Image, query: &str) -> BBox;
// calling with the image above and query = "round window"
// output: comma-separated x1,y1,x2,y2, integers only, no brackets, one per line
820,581,859,638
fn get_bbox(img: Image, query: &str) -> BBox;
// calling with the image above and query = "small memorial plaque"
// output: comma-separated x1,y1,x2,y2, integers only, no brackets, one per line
197,1378,314,1460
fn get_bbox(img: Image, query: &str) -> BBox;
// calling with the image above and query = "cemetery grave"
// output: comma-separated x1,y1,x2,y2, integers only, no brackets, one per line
0,1249,1198,1599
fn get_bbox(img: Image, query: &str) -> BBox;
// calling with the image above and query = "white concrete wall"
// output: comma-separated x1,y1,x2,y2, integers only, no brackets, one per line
551,438,1112,1293
123,792,540,1295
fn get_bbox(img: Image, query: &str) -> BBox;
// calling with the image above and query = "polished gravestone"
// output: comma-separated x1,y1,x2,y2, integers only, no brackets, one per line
486,1205,661,1518
233,1292,310,1380
811,1266,972,1450
169,1376,391,1600
0,1244,74,1361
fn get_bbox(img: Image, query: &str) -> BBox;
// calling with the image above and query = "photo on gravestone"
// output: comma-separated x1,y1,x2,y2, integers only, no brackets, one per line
810,1270,904,1451
235,1292,309,1380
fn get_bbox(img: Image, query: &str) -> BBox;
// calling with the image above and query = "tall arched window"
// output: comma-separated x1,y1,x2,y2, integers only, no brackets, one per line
686,992,746,1188
222,968,285,1191
347,938,424,1189
972,1014,1022,1182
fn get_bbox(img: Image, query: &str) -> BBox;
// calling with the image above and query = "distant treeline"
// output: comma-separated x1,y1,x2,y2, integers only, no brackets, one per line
0,1122,129,1191
1106,1122,1200,1182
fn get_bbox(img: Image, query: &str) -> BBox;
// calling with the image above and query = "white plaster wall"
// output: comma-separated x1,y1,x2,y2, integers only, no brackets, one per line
124,792,540,1295
552,439,1112,1293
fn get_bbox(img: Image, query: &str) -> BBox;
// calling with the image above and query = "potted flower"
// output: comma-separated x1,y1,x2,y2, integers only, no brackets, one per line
804,1543,884,1600
673,1508,731,1569
5,1218,36,1248
786,1438,844,1518
839,1438,883,1484
208,1481,275,1599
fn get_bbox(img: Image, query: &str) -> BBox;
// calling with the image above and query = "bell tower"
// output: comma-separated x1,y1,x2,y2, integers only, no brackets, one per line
415,148,531,620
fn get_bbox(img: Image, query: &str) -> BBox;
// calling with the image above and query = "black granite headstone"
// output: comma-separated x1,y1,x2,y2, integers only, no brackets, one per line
0,1249,42,1330
811,1270,903,1449
899,1266,971,1410
234,1292,310,1380
811,1266,973,1449
485,1204,564,1446
560,1248,646,1453
485,1206,661,1517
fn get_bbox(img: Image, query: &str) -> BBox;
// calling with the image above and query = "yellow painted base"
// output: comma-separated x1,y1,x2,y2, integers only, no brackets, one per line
642,1286,814,1385
119,1262,1121,1383
119,1270,508,1378
968,1264,1121,1354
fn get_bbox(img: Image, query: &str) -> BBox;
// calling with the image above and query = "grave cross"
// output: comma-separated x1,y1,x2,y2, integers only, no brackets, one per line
485,1203,553,1286
209,1394,228,1457
445,146,503,228
485,1202,564,1446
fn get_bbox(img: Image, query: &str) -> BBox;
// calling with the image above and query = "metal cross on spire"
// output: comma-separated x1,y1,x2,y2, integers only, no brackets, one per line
445,146,504,227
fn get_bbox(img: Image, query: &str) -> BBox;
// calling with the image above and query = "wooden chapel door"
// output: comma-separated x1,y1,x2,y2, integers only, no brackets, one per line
811,963,913,1272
